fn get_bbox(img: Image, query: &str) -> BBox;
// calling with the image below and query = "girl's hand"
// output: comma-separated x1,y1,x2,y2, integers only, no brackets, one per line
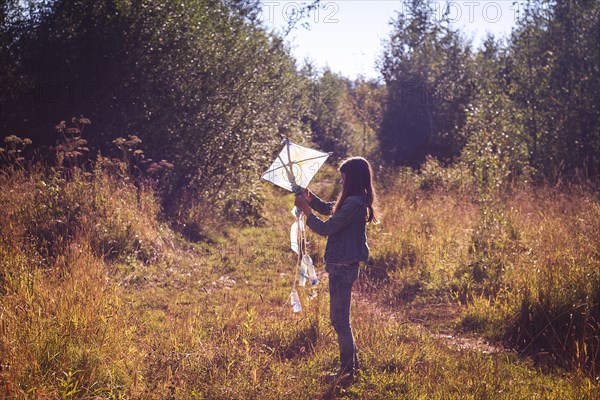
294,195,312,216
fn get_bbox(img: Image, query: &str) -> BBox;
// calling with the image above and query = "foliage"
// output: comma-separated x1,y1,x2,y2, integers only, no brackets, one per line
347,78,387,160
53,117,91,169
0,0,308,220
302,68,354,159
460,36,532,189
377,0,599,183
302,67,386,162
379,0,475,166
0,134,32,167
415,156,473,193
507,0,600,180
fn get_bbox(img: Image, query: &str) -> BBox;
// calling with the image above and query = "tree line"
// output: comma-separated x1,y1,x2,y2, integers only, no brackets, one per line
379,0,599,182
1,0,598,219
306,0,599,182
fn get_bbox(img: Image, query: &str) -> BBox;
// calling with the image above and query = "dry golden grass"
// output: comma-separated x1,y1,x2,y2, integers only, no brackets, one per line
1,164,598,398
371,174,600,378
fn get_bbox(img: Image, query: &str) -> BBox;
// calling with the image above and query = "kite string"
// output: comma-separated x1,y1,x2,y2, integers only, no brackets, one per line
292,212,308,291
292,214,301,291
301,213,308,259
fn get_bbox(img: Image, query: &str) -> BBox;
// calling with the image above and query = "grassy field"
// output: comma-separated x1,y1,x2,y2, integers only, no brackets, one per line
1,164,599,399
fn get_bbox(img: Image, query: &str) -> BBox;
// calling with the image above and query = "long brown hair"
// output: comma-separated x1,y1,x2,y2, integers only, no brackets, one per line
334,157,378,223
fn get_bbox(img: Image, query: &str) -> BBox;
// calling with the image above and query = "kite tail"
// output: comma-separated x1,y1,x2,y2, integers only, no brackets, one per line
290,212,308,313
292,213,304,289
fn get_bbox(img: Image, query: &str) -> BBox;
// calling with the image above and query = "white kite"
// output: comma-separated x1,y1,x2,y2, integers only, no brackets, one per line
261,138,331,312
261,138,331,194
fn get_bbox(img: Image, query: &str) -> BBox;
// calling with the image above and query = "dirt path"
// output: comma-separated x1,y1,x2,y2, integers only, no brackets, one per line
353,279,504,355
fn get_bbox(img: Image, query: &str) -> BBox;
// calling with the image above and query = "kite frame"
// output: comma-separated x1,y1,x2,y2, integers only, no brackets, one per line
262,138,332,193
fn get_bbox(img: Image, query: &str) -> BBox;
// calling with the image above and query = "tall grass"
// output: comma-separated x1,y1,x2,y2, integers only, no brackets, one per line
0,165,168,397
1,160,598,398
371,168,600,377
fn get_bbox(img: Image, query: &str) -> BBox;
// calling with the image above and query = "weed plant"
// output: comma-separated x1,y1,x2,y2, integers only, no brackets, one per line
0,165,166,397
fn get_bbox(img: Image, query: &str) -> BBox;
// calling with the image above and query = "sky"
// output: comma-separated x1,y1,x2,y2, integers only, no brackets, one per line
260,1,526,80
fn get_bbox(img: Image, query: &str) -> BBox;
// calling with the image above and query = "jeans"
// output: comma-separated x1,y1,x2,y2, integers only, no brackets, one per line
326,262,360,374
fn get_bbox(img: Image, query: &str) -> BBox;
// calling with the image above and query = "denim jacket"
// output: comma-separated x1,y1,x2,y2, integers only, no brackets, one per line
305,194,369,264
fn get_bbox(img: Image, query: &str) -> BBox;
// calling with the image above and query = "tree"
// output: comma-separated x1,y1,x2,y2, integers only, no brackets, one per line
461,35,531,201
348,78,386,159
379,0,475,167
303,68,354,159
1,0,308,217
508,0,600,180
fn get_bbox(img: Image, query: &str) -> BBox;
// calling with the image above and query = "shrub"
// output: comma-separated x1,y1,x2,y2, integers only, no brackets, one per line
416,156,474,193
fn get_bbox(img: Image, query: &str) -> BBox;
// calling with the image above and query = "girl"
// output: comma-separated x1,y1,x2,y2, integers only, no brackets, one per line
294,156,378,385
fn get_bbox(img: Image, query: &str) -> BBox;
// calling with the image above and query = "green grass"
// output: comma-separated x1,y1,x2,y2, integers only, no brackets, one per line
1,164,598,398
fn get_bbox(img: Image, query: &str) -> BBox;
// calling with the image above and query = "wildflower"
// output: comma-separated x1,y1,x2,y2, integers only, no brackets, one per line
159,160,174,169
4,135,21,143
128,135,142,145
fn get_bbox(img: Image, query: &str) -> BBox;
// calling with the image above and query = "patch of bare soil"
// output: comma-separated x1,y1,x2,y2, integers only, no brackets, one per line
353,282,505,355
433,333,504,354
405,302,461,330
